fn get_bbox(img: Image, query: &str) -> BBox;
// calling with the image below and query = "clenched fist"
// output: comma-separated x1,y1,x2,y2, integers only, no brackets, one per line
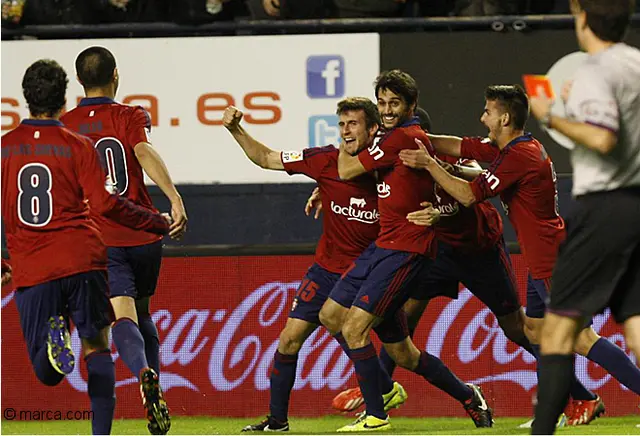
223,106,244,131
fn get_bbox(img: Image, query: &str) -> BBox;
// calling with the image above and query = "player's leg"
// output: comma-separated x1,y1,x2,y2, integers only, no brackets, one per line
66,271,117,436
378,298,430,378
244,264,337,432
616,242,640,361
108,246,151,379
136,297,160,373
14,278,72,386
109,242,170,434
624,316,640,362
132,240,163,376
377,312,492,428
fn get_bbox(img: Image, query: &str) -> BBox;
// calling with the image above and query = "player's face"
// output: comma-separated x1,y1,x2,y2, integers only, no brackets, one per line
480,100,505,145
377,88,413,130
339,110,377,156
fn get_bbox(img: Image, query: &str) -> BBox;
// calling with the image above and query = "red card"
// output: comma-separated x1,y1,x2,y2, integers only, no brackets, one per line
522,75,555,99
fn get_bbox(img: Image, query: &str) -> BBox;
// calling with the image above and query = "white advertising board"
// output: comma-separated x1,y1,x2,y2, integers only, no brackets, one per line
1,34,380,184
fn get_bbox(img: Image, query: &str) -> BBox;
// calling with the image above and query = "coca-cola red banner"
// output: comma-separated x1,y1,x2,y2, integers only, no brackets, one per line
1,255,637,419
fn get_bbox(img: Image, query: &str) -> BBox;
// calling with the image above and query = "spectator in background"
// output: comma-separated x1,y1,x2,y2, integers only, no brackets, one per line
92,0,168,23
2,0,97,25
247,0,333,19
168,0,247,23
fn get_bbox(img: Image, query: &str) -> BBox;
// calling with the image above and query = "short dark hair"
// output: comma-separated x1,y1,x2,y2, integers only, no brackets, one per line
76,46,117,88
415,107,432,132
484,85,529,130
374,70,419,108
336,97,381,129
22,59,68,117
572,0,634,42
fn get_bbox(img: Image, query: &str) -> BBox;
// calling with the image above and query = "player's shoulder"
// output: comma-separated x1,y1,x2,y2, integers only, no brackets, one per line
118,103,151,124
58,125,95,148
304,144,338,159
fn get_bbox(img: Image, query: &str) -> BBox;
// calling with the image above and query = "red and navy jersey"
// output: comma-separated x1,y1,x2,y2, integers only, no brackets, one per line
1,119,169,289
433,154,503,252
461,134,565,279
61,97,160,247
282,145,380,274
357,118,437,256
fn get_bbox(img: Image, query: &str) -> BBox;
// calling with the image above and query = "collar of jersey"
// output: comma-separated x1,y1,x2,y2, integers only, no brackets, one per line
78,97,116,106
22,119,63,126
503,132,533,150
398,116,421,128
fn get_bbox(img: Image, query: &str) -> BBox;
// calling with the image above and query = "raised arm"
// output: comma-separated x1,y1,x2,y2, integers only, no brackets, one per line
223,106,284,170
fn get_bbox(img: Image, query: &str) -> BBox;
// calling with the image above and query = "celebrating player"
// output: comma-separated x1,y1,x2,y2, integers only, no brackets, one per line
1,59,170,435
223,97,393,432
333,107,540,424
321,70,493,432
62,46,185,435
400,84,640,426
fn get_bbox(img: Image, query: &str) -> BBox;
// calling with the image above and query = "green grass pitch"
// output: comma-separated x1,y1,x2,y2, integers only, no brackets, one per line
2,415,639,434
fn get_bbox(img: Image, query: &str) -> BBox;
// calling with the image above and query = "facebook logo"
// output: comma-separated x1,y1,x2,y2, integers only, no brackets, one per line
308,115,340,147
306,56,345,98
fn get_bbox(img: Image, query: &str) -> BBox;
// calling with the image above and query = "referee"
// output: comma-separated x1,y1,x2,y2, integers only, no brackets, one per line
529,0,640,433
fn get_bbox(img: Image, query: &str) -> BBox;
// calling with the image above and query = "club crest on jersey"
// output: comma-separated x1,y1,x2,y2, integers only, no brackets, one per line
377,182,391,199
482,171,501,191
330,197,379,224
282,151,303,163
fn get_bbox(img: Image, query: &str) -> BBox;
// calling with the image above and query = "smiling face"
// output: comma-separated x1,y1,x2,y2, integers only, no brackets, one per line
339,109,378,156
480,99,507,146
376,88,414,130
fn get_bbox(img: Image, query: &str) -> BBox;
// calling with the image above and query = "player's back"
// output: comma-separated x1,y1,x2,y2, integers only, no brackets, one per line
2,120,108,288
358,119,437,256
62,97,159,247
496,136,564,278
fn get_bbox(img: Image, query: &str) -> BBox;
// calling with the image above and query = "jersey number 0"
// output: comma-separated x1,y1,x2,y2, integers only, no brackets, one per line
95,137,128,195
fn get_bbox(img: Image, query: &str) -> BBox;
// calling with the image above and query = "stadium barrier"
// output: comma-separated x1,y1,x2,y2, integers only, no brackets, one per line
1,249,636,419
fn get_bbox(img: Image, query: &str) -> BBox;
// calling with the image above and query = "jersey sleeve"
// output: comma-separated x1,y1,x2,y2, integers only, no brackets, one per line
460,137,500,162
469,151,527,201
126,107,152,148
281,148,330,180
566,65,619,133
358,129,410,172
76,136,169,235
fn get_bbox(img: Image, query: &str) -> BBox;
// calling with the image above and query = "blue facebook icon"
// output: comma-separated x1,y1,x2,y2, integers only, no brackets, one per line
306,56,345,98
308,115,340,147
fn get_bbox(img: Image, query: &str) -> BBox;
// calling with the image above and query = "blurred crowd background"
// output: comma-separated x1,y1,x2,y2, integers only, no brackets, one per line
5,0,639,27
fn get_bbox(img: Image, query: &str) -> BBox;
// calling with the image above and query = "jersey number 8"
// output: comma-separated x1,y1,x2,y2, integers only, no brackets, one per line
95,137,128,195
17,163,53,227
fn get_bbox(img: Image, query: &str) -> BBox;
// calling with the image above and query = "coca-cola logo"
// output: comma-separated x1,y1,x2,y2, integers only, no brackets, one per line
0,281,353,394
425,289,636,391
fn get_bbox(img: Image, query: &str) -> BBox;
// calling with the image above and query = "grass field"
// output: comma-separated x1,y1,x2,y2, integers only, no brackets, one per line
2,416,639,435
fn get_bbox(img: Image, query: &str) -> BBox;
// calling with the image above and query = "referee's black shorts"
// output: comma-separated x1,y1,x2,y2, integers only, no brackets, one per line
549,187,640,323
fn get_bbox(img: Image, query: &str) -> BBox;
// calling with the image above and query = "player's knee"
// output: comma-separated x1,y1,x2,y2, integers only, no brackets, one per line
402,299,427,331
524,316,542,344
319,308,341,336
111,296,138,323
277,330,305,355
341,319,369,349
574,328,599,356
81,329,110,357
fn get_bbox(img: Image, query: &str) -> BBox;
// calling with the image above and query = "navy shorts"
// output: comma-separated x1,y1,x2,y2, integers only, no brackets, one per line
525,275,550,319
328,243,429,343
107,240,162,300
289,263,341,325
15,270,114,363
411,238,521,317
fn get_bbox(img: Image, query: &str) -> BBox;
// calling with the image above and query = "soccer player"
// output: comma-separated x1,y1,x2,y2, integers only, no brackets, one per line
333,110,539,422
400,84,640,426
528,0,640,433
322,70,493,432
1,59,170,435
222,97,396,432
61,46,185,435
